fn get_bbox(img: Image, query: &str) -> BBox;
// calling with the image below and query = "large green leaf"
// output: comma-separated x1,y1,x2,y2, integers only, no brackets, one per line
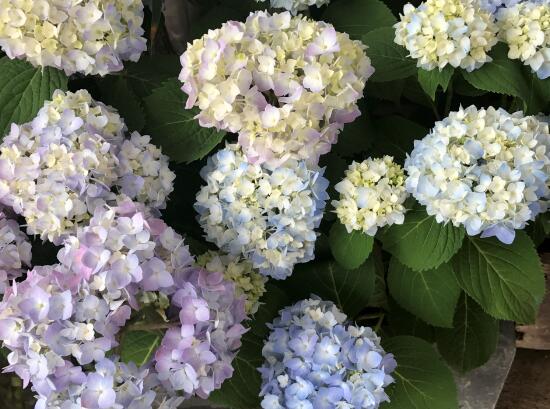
329,222,374,270
387,298,435,342
380,206,465,271
98,76,145,132
388,259,461,328
418,66,454,100
143,79,226,163
461,44,544,114
383,336,458,409
120,330,162,367
452,231,545,323
369,115,427,163
210,284,290,409
362,27,417,82
122,55,181,98
436,294,499,372
0,57,67,135
282,259,376,318
322,0,397,39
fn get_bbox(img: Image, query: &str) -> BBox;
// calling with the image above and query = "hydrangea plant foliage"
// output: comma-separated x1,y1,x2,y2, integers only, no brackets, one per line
0,0,548,408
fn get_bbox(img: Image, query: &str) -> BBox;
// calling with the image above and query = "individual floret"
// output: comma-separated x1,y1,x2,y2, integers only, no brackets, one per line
179,11,373,166
195,144,329,279
255,0,331,15
0,0,147,76
496,0,550,79
405,105,550,244
332,157,409,236
394,0,499,71
259,297,396,409
197,250,268,315
0,207,31,294
0,89,175,244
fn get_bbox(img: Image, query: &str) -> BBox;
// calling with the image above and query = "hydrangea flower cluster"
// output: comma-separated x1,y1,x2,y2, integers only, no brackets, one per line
259,298,396,409
197,250,268,315
0,197,248,406
0,89,174,244
195,144,329,280
332,157,408,236
477,0,522,13
496,0,550,79
0,207,31,294
179,11,373,166
405,106,550,244
154,266,247,398
255,0,331,15
0,0,147,75
394,0,499,71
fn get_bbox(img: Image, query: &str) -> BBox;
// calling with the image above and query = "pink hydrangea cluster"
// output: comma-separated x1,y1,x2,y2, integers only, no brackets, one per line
0,197,247,407
0,207,31,294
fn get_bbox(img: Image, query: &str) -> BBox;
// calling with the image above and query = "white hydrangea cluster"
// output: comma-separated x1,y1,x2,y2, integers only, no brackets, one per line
496,0,550,79
394,0,499,71
0,207,31,294
0,0,147,76
405,106,550,244
0,89,174,244
255,0,331,15
195,144,329,280
333,157,409,236
179,11,373,166
197,250,268,315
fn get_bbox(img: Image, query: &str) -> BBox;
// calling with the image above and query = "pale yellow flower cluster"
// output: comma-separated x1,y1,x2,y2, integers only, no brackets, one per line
394,0,499,71
332,157,408,236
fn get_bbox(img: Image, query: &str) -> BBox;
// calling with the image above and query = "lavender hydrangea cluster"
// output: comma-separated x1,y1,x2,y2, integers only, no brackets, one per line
154,266,247,398
0,0,147,76
0,89,175,244
195,144,329,280
179,10,373,166
405,106,550,244
0,196,248,407
259,298,397,409
0,207,31,294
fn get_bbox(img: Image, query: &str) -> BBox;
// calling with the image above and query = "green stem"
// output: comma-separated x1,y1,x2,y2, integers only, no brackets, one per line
374,314,385,333
126,321,179,332
443,80,454,117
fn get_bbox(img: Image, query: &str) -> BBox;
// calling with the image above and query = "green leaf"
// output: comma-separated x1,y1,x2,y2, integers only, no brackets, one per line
210,283,290,409
122,55,181,98
461,43,544,114
387,298,435,342
0,57,68,135
120,330,162,367
436,294,499,372
98,76,145,132
365,79,405,103
322,0,396,39
380,205,465,271
418,66,454,100
369,115,427,163
383,336,458,409
362,27,417,83
452,231,545,323
331,108,372,157
143,79,226,163
388,259,461,328
282,259,376,318
329,222,374,270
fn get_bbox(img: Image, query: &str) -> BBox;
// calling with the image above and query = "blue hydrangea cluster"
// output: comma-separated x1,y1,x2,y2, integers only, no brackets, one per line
259,298,397,409
195,144,329,280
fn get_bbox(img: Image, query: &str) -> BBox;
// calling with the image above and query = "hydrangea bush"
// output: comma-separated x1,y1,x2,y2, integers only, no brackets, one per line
0,0,548,409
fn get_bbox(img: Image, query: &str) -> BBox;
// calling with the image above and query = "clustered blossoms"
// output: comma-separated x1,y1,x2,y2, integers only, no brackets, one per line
477,0,522,13
195,144,329,280
0,0,147,75
0,197,248,407
259,298,396,409
333,157,408,236
0,207,31,294
405,106,550,244
496,0,550,79
179,11,373,166
255,0,331,15
0,89,174,244
394,0,499,71
197,250,267,315
155,267,247,398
